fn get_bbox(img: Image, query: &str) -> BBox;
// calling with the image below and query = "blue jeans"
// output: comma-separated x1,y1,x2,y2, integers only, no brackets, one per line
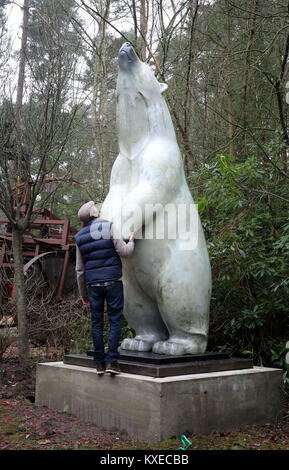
87,281,124,366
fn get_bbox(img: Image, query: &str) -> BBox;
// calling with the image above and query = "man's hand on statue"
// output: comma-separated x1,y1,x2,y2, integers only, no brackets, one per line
121,225,134,242
129,231,135,241
82,296,90,307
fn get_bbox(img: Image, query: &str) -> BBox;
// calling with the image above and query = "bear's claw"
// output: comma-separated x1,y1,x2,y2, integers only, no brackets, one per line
120,338,153,352
152,338,207,356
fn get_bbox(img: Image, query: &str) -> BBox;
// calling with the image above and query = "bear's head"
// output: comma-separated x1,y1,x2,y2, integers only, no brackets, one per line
116,43,175,159
118,42,168,96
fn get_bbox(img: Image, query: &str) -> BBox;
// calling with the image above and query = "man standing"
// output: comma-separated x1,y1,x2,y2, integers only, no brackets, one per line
75,201,134,375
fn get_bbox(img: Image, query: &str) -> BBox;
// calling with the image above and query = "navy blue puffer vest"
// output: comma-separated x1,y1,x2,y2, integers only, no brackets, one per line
75,218,122,284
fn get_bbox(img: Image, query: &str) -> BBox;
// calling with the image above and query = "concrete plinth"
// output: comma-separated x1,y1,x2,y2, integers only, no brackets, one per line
35,362,283,443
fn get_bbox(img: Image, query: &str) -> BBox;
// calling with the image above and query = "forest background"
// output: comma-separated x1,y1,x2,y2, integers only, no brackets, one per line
0,0,288,385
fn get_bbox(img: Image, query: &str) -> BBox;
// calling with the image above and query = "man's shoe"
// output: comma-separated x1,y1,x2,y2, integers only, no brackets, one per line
96,364,105,375
106,363,120,375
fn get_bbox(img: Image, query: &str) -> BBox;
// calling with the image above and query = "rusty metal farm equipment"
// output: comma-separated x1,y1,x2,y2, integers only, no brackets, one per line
0,179,81,305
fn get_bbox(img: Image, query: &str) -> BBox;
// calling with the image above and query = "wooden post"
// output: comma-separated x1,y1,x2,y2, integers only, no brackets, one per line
62,218,70,246
55,249,70,301
0,242,6,305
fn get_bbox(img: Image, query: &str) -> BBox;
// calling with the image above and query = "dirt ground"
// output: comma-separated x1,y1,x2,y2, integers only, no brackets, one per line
0,344,135,450
0,344,289,451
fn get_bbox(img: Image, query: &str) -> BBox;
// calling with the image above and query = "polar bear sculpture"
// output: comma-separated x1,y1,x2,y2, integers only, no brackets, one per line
101,43,212,355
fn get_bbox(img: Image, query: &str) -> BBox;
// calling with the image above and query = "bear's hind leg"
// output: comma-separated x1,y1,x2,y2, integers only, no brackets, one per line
152,289,209,355
120,279,169,352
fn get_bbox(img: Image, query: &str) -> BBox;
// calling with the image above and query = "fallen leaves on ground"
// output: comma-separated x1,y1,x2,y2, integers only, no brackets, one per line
0,396,288,450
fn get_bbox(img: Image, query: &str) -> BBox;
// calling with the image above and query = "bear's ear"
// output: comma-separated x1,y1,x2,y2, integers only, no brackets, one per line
159,82,168,94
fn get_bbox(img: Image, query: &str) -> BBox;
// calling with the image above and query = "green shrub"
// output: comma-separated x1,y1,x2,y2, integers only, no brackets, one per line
192,154,289,372
68,313,93,354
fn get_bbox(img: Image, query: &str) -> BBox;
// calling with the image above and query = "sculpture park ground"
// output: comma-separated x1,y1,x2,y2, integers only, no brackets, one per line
1,344,288,451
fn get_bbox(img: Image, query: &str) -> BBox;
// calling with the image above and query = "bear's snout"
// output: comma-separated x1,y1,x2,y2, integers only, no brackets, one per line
118,42,139,71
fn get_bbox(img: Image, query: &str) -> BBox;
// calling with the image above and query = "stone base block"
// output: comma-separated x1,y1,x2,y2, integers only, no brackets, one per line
35,362,283,443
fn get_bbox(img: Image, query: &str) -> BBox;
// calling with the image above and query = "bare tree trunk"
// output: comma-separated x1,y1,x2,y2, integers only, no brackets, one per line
203,80,208,160
12,226,30,372
184,0,199,137
275,31,289,173
139,0,148,61
15,0,29,184
241,0,259,154
91,0,111,199
184,0,200,174
228,86,234,156
16,0,29,134
225,0,234,156
11,0,30,373
132,0,138,44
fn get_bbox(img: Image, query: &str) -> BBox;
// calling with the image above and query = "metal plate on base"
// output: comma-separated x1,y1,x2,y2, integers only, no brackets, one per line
87,349,230,364
64,351,253,378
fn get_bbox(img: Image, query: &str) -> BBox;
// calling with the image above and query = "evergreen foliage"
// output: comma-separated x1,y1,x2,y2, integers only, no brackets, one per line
193,154,289,373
